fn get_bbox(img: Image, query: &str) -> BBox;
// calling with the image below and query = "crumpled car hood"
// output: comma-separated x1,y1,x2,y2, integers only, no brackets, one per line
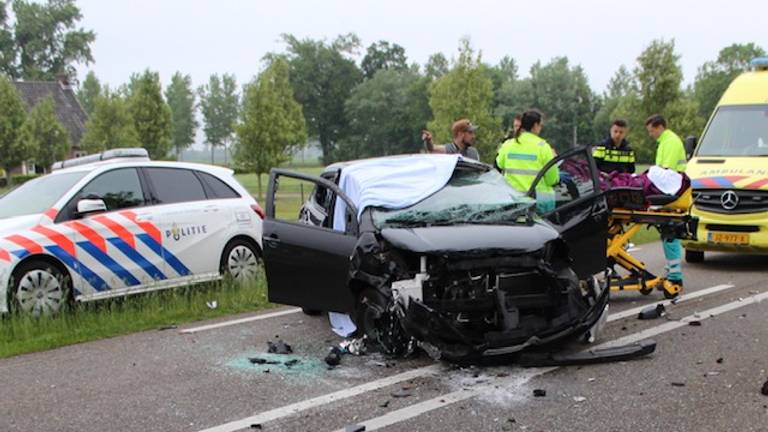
379,222,559,254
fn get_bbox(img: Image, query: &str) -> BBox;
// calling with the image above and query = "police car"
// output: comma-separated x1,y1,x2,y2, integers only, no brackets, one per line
0,149,263,316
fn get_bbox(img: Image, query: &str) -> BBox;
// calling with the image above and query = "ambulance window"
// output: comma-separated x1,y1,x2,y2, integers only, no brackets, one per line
145,168,207,204
79,168,145,211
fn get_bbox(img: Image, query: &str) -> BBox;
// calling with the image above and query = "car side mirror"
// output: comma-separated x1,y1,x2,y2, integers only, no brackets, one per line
77,198,107,215
684,136,697,160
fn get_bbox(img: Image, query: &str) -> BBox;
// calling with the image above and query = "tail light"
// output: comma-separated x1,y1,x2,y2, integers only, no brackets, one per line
251,203,265,219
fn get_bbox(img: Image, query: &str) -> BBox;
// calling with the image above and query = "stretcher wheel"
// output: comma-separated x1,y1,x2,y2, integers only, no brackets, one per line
662,280,682,299
639,287,653,295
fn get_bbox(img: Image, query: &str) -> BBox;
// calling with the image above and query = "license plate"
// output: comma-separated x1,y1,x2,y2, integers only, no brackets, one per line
707,232,750,245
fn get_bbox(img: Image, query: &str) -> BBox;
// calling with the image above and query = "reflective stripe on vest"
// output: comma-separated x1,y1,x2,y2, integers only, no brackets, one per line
504,168,539,176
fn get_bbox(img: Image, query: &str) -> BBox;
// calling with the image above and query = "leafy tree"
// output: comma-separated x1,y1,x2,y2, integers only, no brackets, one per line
165,72,198,160
77,70,101,116
634,39,683,116
609,39,690,162
361,40,407,79
198,73,239,163
428,38,501,161
0,75,29,184
18,96,68,171
127,70,173,159
81,90,140,153
488,56,521,131
425,52,449,80
0,1,14,77
280,33,363,164
694,43,766,117
234,57,307,197
593,65,633,138
5,0,95,79
509,57,596,151
338,67,430,160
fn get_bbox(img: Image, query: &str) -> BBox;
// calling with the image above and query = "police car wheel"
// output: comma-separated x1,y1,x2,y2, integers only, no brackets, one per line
221,239,260,282
11,260,71,316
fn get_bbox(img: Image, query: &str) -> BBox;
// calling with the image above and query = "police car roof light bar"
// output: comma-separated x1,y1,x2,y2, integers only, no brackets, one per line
751,57,768,71
51,148,150,171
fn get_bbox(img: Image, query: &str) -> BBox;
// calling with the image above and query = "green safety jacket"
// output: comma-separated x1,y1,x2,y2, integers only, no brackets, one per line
496,132,559,194
656,129,687,171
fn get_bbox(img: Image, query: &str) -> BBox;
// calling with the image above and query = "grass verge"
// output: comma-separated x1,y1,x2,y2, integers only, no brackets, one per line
0,273,272,359
630,227,661,245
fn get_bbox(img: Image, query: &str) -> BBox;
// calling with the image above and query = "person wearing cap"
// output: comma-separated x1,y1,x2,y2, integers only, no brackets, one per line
421,119,480,160
496,109,559,212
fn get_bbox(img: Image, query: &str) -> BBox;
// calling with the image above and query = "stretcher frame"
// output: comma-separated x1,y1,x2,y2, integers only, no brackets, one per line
604,187,697,298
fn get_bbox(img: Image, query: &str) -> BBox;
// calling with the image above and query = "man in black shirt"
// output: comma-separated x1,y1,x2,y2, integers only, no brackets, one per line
593,119,636,174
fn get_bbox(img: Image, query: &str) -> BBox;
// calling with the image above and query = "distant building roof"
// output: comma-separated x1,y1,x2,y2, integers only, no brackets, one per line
13,77,88,149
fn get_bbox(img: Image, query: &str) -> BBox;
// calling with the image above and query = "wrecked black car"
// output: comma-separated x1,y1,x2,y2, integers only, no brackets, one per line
262,148,611,363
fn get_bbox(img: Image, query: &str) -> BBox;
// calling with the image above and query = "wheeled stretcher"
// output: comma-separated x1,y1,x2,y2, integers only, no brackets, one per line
604,186,698,298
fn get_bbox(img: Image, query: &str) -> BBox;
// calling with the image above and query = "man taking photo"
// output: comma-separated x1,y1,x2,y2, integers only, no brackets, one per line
422,119,480,160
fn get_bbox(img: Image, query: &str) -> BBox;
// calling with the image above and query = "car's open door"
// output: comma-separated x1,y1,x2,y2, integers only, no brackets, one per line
262,169,359,313
527,147,608,279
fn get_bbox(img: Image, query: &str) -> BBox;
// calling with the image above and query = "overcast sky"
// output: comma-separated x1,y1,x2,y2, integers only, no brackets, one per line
75,0,765,93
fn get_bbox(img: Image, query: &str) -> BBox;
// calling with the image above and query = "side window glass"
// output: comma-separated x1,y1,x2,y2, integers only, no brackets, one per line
145,168,207,205
198,172,240,199
532,150,597,214
78,168,144,212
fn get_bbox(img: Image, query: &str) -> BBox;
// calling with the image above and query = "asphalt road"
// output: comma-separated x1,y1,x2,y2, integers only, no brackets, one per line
2,244,768,432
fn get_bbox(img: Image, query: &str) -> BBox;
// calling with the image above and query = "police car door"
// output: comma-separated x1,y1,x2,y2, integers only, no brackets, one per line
527,147,608,279
141,167,231,280
57,167,165,295
262,169,359,313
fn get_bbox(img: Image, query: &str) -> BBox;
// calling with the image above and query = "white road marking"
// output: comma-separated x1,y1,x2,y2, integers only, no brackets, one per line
335,287,768,432
626,247,641,253
198,284,754,432
607,283,735,322
195,365,441,432
179,308,302,334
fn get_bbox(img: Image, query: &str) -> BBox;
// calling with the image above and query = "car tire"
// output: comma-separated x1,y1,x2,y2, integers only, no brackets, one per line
302,308,322,316
11,259,71,316
354,287,409,356
221,238,261,282
685,249,704,263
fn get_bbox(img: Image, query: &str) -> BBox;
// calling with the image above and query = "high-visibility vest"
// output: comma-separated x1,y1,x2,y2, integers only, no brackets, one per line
656,129,687,171
592,146,636,164
496,132,559,194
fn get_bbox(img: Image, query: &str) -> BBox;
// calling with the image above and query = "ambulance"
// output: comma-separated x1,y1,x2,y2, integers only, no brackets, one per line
684,57,768,262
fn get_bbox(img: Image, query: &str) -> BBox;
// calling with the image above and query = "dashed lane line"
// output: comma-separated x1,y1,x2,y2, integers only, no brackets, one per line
193,283,736,432
607,283,735,322
337,287,768,432
179,308,302,334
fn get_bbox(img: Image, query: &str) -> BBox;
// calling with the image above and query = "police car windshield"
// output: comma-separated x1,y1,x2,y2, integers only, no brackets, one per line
0,171,87,219
372,168,534,228
697,105,768,156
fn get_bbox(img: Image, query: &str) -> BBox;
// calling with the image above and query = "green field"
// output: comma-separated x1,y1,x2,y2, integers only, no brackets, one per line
0,276,270,359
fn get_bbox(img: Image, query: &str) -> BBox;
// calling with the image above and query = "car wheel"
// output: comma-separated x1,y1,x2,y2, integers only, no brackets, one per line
302,308,322,316
685,249,704,263
354,287,409,356
11,259,71,316
221,239,260,282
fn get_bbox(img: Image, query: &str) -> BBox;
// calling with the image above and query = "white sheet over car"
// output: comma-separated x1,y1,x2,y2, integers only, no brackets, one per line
329,154,460,336
332,154,461,232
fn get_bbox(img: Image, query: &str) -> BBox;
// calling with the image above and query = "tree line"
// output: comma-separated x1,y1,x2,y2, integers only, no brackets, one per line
0,0,765,187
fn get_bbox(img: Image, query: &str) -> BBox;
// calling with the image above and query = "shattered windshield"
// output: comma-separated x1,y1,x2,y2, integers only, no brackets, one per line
372,167,534,228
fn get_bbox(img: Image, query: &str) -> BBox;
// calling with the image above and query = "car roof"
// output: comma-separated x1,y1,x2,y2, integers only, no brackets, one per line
50,160,235,177
323,154,489,175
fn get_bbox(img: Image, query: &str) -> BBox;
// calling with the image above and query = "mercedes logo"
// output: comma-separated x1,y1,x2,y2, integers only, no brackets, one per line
720,190,739,210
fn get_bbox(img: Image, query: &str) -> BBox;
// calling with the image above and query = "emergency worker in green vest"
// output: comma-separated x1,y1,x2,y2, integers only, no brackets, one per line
496,109,559,213
645,114,686,293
